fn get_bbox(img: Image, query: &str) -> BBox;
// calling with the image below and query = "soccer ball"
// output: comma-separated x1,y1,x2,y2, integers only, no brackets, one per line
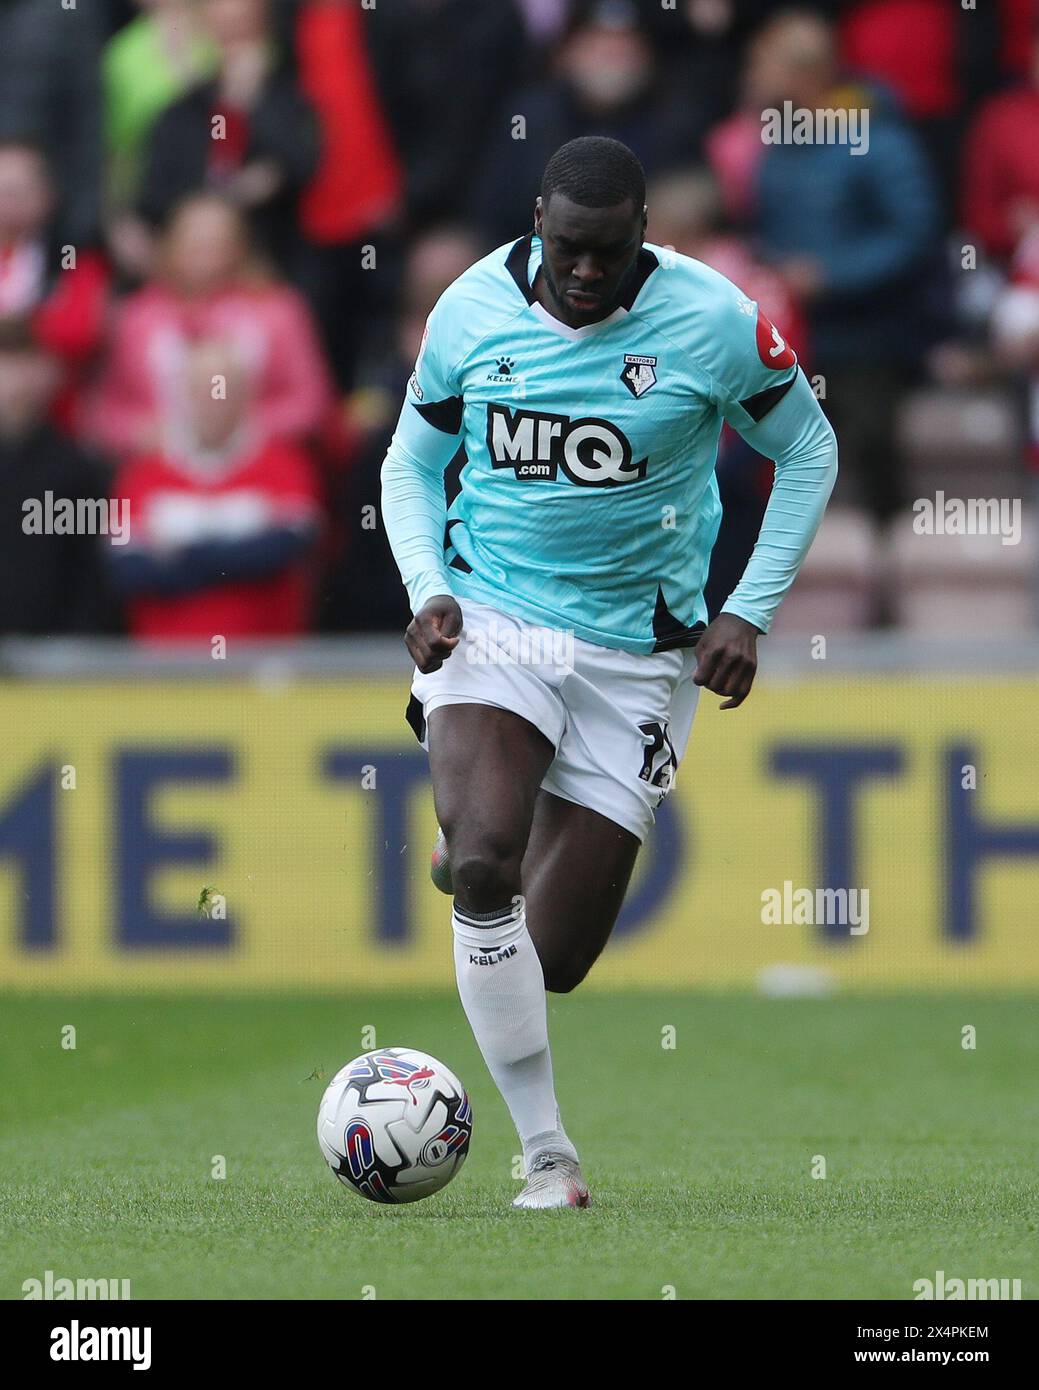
316,1047,472,1204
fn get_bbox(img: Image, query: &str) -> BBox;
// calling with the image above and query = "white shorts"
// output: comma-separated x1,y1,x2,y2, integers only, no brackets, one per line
406,598,701,842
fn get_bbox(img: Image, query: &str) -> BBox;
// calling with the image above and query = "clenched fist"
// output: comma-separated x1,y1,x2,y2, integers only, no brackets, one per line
692,612,761,709
405,595,464,673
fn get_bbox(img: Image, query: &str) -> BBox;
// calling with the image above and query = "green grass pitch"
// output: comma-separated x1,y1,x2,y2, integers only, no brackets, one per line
2,992,1036,1300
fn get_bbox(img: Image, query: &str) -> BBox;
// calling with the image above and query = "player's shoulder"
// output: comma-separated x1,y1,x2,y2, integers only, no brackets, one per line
639,243,760,338
637,242,797,394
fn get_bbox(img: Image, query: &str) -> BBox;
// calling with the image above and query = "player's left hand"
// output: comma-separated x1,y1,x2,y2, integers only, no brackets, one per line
692,613,761,709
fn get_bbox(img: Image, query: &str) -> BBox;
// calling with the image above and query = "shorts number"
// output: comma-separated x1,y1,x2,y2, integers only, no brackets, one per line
638,720,678,797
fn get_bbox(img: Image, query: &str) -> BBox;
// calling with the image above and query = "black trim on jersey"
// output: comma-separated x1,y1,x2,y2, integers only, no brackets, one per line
442,450,472,569
444,445,468,507
505,234,537,304
444,459,472,572
740,371,797,423
444,516,472,571
405,695,426,744
651,585,707,653
414,395,464,434
618,246,660,310
504,233,660,312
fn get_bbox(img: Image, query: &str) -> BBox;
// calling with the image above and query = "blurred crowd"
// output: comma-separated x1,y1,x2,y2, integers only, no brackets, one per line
0,0,1037,641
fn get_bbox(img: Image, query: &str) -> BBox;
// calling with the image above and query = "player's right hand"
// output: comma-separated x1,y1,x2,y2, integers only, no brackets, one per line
406,595,463,673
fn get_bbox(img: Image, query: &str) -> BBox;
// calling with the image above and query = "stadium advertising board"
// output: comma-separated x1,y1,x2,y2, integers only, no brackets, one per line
1,677,1036,990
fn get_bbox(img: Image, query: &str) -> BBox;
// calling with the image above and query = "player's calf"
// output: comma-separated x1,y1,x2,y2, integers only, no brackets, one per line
426,703,581,1203
539,953,597,995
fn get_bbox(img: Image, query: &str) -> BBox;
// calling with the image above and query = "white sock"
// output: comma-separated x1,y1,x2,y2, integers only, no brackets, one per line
452,897,577,1165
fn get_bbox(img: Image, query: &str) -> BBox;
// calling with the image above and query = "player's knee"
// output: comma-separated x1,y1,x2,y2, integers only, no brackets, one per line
449,832,523,911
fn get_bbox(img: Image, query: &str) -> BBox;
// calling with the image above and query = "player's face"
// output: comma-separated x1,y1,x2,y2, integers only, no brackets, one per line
534,193,647,327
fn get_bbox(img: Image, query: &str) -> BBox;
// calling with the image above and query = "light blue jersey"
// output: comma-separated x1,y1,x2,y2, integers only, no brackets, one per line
382,236,837,653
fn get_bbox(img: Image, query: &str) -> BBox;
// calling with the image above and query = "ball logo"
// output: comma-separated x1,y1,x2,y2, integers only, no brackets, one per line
420,1124,469,1167
384,1066,435,1105
755,309,797,370
350,1052,436,1105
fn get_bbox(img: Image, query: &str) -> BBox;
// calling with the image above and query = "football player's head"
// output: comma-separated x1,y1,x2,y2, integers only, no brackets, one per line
535,136,647,327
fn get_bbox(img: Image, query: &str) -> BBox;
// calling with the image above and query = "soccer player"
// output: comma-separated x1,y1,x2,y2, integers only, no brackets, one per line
381,137,837,1209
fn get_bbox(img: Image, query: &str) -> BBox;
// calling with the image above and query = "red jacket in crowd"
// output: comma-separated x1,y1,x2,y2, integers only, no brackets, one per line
89,279,333,457
295,0,402,244
963,86,1039,260
112,435,321,640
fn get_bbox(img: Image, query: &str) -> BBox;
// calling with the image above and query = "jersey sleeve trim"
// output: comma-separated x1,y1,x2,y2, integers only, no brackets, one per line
414,395,464,434
739,371,798,422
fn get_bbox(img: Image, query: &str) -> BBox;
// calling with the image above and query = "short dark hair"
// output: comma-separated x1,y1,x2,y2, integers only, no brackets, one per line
541,136,646,212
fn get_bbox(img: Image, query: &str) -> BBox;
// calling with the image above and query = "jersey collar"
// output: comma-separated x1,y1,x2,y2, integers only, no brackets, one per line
504,233,659,340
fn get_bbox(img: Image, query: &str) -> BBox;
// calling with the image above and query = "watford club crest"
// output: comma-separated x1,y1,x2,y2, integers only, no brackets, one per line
621,353,657,398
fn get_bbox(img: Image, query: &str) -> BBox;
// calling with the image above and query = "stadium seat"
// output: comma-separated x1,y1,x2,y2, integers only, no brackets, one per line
888,504,1037,633
898,387,1024,498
